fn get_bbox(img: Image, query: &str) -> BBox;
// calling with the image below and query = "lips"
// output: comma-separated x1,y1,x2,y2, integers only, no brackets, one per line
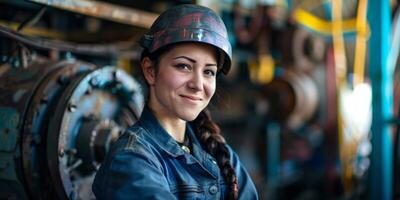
180,94,202,102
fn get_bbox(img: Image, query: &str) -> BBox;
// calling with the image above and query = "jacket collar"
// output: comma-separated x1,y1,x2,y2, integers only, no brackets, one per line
138,106,200,157
138,106,219,178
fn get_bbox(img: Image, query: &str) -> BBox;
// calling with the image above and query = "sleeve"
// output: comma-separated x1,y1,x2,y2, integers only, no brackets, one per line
227,145,259,200
92,147,177,200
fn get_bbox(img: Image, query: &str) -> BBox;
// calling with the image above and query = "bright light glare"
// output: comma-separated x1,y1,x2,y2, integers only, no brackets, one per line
340,83,372,141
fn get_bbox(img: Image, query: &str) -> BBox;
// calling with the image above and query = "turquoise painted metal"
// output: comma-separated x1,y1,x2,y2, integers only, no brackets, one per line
266,122,280,200
367,0,392,200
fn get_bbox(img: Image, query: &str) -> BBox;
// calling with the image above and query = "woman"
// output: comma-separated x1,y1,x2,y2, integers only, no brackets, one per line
93,4,258,200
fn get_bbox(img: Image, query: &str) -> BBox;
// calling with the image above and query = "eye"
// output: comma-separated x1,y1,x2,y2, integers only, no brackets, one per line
204,69,216,77
174,63,191,71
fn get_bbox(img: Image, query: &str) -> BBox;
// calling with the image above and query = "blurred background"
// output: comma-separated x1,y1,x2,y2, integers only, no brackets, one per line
0,0,399,199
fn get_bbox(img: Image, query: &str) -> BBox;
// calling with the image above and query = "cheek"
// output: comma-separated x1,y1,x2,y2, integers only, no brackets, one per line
158,73,186,91
205,81,216,98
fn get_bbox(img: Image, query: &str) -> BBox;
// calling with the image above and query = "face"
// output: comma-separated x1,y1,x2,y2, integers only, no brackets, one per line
143,43,218,121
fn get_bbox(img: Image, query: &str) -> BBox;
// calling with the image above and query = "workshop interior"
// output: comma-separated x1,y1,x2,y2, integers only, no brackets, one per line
0,0,399,199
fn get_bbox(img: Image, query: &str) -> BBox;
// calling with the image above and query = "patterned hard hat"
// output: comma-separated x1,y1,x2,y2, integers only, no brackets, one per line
139,4,232,75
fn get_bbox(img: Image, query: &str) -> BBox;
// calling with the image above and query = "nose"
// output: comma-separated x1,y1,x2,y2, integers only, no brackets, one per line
187,71,203,91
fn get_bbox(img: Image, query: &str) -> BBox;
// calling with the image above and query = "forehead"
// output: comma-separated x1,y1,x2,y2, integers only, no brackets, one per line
161,43,218,62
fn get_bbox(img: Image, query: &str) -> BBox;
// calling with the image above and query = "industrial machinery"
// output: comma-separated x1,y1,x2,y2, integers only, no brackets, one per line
0,57,144,199
262,69,319,130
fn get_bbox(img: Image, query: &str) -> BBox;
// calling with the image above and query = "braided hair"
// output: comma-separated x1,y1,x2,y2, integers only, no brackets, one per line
191,110,238,200
140,45,239,199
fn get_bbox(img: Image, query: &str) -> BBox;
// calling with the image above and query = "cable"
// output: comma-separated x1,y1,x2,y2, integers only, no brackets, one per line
17,7,47,32
0,25,139,58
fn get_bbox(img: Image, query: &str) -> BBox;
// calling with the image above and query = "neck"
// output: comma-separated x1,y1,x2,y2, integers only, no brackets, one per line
147,103,186,143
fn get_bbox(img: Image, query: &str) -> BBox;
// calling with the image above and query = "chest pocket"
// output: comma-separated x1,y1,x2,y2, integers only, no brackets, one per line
170,184,205,200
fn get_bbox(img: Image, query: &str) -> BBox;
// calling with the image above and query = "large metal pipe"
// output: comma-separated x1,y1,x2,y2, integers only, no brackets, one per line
367,0,393,199
262,69,319,130
28,0,158,29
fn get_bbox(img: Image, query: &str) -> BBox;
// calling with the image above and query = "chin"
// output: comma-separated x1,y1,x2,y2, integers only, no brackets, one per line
179,110,201,121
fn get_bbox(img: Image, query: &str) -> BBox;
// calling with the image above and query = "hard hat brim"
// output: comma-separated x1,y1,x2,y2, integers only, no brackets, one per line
142,27,232,75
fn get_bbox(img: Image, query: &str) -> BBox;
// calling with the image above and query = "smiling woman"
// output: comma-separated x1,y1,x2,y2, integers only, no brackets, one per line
92,4,258,200
144,43,218,125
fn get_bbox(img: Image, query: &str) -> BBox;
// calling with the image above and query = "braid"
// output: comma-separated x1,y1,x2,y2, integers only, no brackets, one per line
191,110,238,200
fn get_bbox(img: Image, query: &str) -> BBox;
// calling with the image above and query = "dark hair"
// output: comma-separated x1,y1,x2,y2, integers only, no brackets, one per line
141,45,239,200
191,110,238,200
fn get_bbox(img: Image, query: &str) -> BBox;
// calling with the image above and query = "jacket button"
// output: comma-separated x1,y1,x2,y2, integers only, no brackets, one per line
209,185,218,194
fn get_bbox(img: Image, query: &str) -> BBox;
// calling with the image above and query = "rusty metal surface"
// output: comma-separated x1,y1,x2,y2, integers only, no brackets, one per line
0,59,61,155
0,58,63,199
0,58,144,199
28,0,158,29
21,60,96,199
46,66,143,199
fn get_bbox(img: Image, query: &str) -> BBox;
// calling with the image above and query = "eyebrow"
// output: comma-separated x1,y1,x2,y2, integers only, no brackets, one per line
173,56,218,67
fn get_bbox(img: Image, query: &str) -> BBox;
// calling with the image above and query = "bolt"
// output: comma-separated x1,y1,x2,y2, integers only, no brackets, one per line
90,77,99,87
84,87,93,95
68,104,77,112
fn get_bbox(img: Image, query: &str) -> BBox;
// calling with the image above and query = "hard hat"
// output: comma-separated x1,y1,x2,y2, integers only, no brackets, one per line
139,4,232,75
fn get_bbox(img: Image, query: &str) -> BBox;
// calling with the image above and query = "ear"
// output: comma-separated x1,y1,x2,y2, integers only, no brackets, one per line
141,57,156,85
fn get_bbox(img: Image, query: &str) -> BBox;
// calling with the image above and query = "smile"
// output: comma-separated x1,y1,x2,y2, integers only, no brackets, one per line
180,95,202,102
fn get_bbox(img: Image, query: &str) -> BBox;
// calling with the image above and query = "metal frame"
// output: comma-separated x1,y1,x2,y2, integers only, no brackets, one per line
28,0,158,28
367,0,393,199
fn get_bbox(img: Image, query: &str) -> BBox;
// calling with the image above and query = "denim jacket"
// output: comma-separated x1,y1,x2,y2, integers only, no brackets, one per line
93,106,258,199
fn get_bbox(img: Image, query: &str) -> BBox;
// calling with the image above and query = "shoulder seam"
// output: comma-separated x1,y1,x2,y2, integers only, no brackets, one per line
123,126,165,172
